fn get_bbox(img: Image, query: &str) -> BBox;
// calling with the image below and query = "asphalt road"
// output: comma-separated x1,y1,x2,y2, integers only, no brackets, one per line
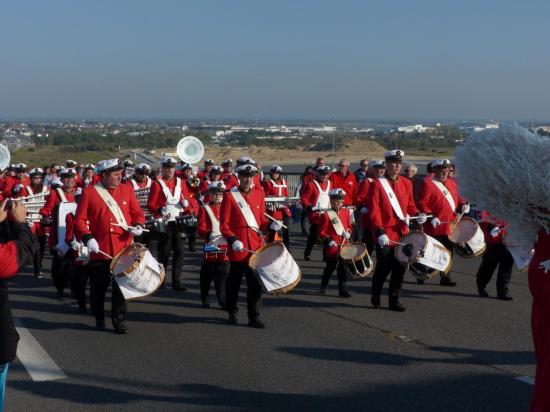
5,222,534,411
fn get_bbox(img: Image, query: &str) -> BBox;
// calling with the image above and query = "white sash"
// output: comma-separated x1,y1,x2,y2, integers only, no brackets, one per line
131,176,151,191
93,184,128,228
379,177,405,221
327,210,345,236
158,177,182,222
55,188,68,203
230,188,260,233
26,186,48,196
313,180,331,210
269,178,287,196
204,204,227,246
431,179,456,212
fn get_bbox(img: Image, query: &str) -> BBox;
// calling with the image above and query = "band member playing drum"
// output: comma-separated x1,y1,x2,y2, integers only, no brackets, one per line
319,188,352,297
417,159,470,287
475,211,514,300
197,181,228,308
74,159,145,333
301,165,332,261
126,163,152,245
39,167,78,299
263,165,291,247
27,167,50,278
220,164,269,328
147,157,190,291
368,150,427,311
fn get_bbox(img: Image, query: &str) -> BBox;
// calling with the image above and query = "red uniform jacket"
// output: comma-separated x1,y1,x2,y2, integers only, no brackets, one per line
319,207,353,259
354,178,374,228
74,183,145,260
147,177,190,218
300,179,331,225
224,173,239,191
39,188,76,247
418,177,465,237
367,176,418,244
263,177,291,220
220,187,268,263
330,171,357,206
477,211,507,245
198,203,229,262
0,223,36,278
3,176,31,199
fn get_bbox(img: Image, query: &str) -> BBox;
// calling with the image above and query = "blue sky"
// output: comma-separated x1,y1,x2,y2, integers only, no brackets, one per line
1,0,549,120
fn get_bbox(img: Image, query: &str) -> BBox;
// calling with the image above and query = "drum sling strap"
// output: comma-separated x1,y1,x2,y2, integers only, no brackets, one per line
230,188,261,234
93,184,128,228
327,210,345,237
131,177,151,191
204,204,227,246
379,177,406,221
268,178,287,196
157,177,181,205
431,179,456,212
313,180,331,210
55,187,68,203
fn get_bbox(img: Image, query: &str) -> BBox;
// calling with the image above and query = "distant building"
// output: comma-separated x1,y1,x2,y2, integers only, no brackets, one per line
1,132,36,151
397,124,431,133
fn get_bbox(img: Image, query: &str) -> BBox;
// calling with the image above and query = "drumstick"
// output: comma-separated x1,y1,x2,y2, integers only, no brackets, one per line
97,249,114,259
263,213,288,229
110,222,150,233
407,214,433,220
243,248,259,255
388,240,408,246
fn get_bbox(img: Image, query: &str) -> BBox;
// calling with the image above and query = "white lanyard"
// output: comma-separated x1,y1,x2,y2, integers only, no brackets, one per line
379,177,405,221
431,179,456,211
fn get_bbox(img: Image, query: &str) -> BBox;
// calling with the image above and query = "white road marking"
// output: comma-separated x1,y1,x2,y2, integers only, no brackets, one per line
516,376,535,386
15,319,67,382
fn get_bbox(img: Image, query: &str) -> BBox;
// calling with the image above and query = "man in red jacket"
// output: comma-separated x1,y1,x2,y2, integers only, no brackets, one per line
301,165,332,261
197,181,228,309
330,159,357,207
417,159,470,287
263,165,291,247
368,150,427,311
220,163,269,328
3,163,30,199
319,188,353,297
74,158,145,334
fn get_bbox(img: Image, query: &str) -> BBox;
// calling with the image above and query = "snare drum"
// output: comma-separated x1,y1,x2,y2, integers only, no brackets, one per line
395,231,452,280
339,243,373,279
449,217,486,258
248,241,301,295
176,213,198,232
110,243,165,300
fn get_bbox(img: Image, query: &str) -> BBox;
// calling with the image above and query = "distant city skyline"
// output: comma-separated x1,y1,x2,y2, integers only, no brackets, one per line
1,0,549,120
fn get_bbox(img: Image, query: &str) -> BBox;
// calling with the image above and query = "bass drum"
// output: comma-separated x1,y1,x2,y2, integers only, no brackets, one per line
395,231,452,280
449,217,486,258
248,241,301,295
339,243,373,279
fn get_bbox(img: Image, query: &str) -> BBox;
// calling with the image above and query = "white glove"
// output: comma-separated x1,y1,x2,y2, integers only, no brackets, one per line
160,207,169,216
342,231,351,240
209,232,219,240
461,203,471,214
416,213,428,225
129,224,144,237
539,259,550,274
270,220,283,231
232,240,244,252
360,207,368,215
181,199,189,208
377,234,390,247
431,217,441,228
13,183,24,193
328,240,337,248
70,239,80,251
490,227,501,238
87,238,100,254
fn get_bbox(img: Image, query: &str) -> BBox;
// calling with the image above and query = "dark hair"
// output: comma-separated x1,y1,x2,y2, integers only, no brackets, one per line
301,165,314,179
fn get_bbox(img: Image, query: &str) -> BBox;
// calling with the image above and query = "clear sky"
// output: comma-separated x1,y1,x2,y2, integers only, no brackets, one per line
1,0,549,120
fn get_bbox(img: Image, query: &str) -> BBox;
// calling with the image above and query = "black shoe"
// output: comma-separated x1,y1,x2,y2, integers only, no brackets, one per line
371,296,380,309
78,302,87,313
173,285,187,291
189,245,196,252
389,301,406,312
497,294,513,301
95,320,106,331
478,288,489,298
339,291,351,298
304,255,311,261
227,312,237,325
201,301,210,308
56,289,65,300
114,323,129,335
248,319,265,329
440,277,457,287
416,278,425,285
320,287,326,295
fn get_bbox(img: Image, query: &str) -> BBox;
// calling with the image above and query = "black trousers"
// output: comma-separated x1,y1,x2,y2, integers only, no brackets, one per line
33,235,47,276
200,261,229,306
371,245,406,301
476,243,514,295
321,257,348,293
267,216,290,248
71,262,89,309
433,235,454,278
157,223,186,288
184,228,196,250
226,261,262,321
361,226,375,255
88,260,126,325
51,249,72,292
304,224,319,258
